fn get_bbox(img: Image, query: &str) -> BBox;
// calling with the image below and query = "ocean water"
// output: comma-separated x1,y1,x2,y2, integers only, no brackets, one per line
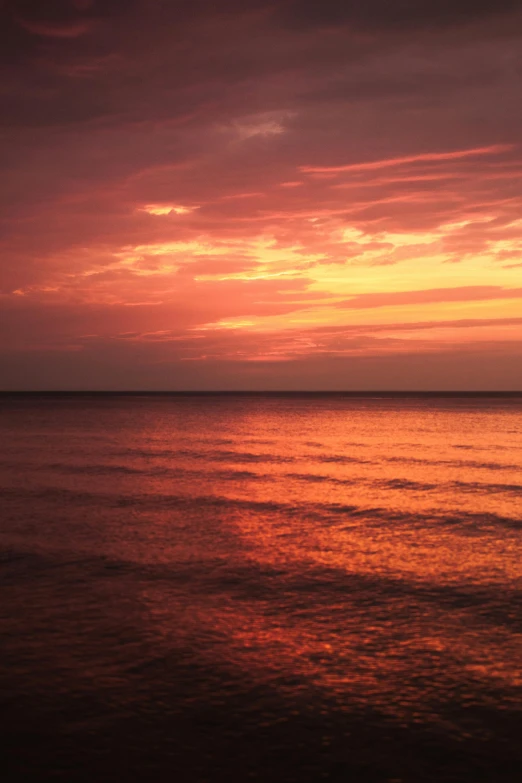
0,393,521,782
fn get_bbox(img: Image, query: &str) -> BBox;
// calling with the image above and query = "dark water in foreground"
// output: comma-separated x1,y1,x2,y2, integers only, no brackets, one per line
1,393,521,782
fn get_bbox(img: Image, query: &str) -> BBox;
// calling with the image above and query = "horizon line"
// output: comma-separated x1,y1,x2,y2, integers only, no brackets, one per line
1,390,521,396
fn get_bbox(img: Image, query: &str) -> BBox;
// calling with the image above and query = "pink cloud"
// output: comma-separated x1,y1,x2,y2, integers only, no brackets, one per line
16,17,94,38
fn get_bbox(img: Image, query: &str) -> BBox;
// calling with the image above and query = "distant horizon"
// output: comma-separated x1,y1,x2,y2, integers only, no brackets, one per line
2,390,521,396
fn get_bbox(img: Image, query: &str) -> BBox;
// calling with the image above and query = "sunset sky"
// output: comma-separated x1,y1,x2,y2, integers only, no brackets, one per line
1,0,522,390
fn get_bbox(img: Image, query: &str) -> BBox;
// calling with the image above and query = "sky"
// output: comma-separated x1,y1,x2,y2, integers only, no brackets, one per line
1,0,522,390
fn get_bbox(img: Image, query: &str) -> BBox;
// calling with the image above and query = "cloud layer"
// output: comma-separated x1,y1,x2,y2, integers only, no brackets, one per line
1,0,521,388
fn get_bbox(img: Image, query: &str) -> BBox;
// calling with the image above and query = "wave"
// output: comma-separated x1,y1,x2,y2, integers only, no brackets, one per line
284,472,521,495
2,454,521,498
2,546,520,636
377,478,522,495
8,448,515,474
385,455,521,471
108,447,296,464
285,472,336,483
0,459,273,483
316,455,371,465
2,484,520,531
452,480,522,495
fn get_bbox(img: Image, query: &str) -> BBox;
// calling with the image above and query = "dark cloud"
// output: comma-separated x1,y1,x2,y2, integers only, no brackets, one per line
0,0,138,65
279,0,522,31
8,0,133,28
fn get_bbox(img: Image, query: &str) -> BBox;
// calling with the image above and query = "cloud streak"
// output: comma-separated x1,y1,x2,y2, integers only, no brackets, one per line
300,145,515,174
338,286,522,309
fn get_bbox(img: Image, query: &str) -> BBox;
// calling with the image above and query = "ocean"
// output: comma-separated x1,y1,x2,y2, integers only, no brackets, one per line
0,393,521,782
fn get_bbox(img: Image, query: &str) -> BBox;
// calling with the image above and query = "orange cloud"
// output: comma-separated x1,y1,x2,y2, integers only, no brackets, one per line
300,145,515,174
337,286,522,309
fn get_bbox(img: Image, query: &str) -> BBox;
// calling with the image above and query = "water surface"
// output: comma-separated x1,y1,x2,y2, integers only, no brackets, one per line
1,393,521,782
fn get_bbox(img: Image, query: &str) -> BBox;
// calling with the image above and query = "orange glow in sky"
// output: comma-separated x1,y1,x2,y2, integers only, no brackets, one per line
1,1,522,389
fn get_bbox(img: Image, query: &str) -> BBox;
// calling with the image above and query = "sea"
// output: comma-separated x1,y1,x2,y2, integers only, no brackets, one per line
0,393,521,782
